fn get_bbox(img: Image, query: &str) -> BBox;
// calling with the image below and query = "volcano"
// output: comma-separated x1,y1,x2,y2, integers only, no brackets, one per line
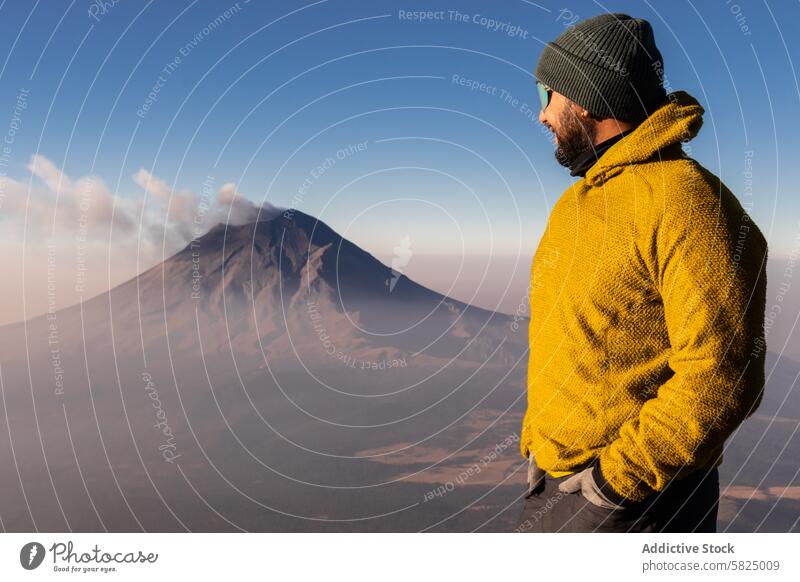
0,208,534,532
35,208,527,371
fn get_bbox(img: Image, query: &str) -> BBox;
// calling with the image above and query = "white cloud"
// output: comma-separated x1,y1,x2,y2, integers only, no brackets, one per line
26,154,71,193
0,154,284,326
214,182,280,225
132,168,172,202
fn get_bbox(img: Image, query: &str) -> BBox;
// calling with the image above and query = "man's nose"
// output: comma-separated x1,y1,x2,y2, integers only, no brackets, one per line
538,109,547,125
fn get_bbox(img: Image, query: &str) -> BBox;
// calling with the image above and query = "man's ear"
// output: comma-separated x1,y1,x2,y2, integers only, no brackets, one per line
569,101,602,121
566,99,592,120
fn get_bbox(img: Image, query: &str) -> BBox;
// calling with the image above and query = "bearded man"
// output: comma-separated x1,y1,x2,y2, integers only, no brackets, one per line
516,13,769,533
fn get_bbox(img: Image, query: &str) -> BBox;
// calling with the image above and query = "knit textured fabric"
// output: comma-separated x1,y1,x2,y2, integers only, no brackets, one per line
519,90,769,503
535,13,667,123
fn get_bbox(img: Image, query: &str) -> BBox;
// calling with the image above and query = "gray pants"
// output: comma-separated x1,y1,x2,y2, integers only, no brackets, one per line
514,456,719,533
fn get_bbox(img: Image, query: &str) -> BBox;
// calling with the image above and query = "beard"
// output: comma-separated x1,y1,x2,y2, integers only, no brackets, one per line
553,106,599,169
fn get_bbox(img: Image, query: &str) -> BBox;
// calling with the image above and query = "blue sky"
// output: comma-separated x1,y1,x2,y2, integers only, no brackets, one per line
0,1,797,320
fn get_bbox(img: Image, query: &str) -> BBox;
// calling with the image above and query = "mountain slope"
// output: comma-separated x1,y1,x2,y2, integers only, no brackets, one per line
0,208,528,371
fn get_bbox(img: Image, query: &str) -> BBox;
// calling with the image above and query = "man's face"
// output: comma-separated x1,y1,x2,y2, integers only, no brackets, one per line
538,90,599,169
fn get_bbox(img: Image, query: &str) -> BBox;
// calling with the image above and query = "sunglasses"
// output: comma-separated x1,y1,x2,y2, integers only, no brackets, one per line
536,81,553,112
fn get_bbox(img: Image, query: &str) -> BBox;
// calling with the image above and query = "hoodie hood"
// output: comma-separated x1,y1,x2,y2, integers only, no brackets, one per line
584,91,705,186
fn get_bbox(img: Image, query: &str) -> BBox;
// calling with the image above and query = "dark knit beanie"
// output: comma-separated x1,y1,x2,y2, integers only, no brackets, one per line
535,13,667,123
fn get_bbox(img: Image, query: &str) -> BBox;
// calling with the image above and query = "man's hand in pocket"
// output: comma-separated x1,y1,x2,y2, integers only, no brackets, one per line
557,466,627,510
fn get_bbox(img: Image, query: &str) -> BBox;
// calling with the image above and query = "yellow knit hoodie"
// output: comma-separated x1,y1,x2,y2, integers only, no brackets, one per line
519,90,769,503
